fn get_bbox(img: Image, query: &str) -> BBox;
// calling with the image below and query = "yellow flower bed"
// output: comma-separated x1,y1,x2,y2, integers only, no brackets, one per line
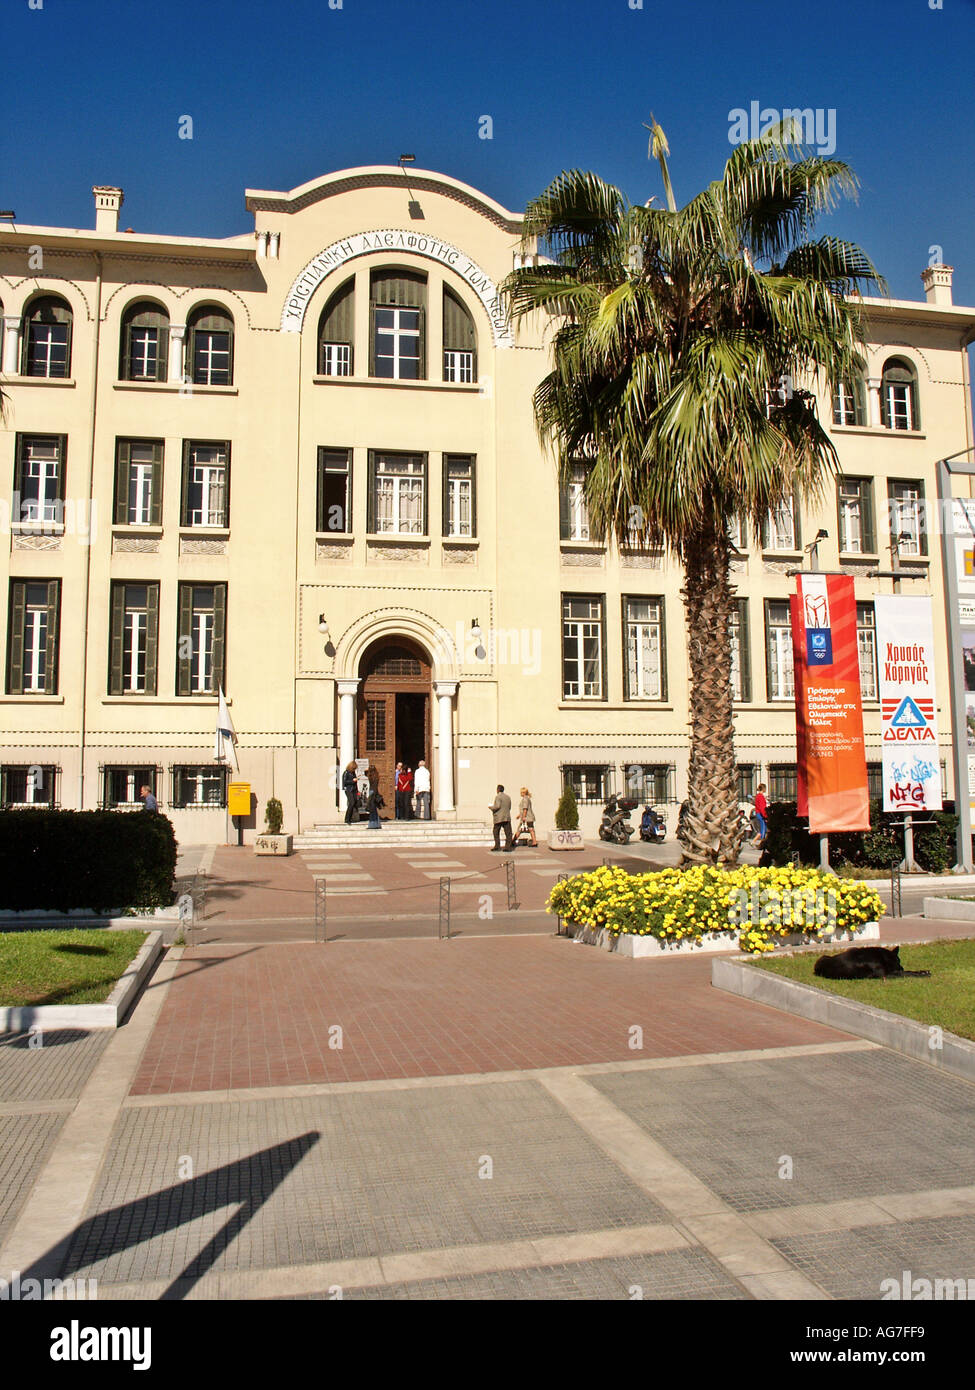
547,865,883,954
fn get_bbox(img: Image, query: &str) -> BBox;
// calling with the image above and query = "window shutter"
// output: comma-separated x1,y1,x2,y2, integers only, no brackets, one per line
791,495,801,548
764,602,774,700
316,448,326,533
13,437,25,508
659,601,668,702
108,583,125,695
210,585,227,693
150,443,163,526
176,586,193,696
180,441,192,526
145,583,159,696
443,289,476,352
115,441,130,525
223,443,231,528
469,457,477,537
7,582,25,694
156,325,169,382
57,435,67,503
370,271,425,307
421,455,429,535
45,579,60,695
739,602,751,702
367,452,376,533
441,457,449,537
862,479,875,553
321,281,354,345
417,307,426,380
559,481,571,540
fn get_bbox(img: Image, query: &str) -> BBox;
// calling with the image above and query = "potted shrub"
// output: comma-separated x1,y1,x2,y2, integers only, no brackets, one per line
254,797,292,856
549,784,584,850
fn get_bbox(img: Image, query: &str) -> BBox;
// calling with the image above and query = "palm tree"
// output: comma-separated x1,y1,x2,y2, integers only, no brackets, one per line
503,121,881,865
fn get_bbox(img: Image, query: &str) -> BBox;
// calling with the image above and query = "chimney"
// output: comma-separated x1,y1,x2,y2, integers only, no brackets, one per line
92,186,124,233
921,263,953,306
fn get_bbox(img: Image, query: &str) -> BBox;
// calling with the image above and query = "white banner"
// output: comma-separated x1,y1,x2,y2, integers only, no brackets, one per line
874,596,942,811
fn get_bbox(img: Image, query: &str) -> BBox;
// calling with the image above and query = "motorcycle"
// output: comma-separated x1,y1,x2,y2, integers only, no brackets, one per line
638,805,667,844
598,794,637,844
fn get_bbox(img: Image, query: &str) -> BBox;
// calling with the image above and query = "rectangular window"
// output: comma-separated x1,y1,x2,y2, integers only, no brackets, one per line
102,766,159,808
114,440,163,527
765,599,795,701
562,595,605,699
867,762,883,801
15,435,65,525
624,597,665,700
833,380,865,426
560,462,592,541
1,764,58,807
736,764,757,802
837,477,875,553
171,765,228,808
857,602,878,701
7,579,60,695
368,452,427,535
729,600,751,702
316,448,351,533
624,763,674,803
319,342,352,377
181,442,229,528
762,498,799,551
176,584,227,696
25,323,70,378
109,582,159,695
192,331,231,386
727,515,746,550
562,764,612,804
768,764,798,801
126,325,167,382
373,306,422,379
443,455,476,538
888,479,927,557
443,349,474,383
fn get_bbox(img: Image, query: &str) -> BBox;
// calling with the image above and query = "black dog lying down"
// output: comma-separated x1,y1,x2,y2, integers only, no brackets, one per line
814,946,931,980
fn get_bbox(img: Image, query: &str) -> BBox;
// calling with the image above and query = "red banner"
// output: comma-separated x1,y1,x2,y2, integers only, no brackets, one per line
790,574,870,832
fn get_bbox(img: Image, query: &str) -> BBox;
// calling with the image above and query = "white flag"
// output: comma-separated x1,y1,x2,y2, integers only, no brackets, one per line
215,687,239,771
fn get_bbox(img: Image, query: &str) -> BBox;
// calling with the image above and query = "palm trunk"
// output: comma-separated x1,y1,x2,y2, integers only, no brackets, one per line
679,517,749,866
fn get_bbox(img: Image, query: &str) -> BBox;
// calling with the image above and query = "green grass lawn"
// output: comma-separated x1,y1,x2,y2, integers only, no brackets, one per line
0,930,148,1007
754,939,975,1042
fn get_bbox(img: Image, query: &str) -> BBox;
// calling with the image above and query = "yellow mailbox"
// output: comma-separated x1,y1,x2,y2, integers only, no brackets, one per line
227,782,251,817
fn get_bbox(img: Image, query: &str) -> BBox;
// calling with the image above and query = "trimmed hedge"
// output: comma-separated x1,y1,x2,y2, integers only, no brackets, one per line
0,810,177,912
762,799,958,874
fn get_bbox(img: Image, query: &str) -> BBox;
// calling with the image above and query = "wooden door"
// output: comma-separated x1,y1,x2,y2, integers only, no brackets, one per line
357,640,432,810
358,691,396,804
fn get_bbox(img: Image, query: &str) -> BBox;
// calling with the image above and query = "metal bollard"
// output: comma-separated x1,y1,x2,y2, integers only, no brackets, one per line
889,858,902,919
505,857,519,910
439,876,451,939
314,878,327,942
193,870,208,923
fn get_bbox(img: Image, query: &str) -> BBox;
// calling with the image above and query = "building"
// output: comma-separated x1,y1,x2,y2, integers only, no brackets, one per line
0,167,973,842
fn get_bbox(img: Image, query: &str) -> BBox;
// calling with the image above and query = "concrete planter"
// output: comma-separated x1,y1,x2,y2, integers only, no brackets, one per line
0,904,180,926
573,921,879,958
254,834,293,856
549,830,585,851
923,896,975,922
0,930,162,1032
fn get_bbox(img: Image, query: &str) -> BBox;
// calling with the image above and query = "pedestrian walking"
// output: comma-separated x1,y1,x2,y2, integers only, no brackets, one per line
366,768,384,829
752,783,768,846
489,784,513,852
140,783,158,813
516,787,537,846
342,761,358,824
414,759,431,820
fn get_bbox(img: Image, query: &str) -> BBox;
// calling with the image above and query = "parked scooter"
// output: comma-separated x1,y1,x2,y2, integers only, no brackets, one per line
639,805,667,844
598,794,637,844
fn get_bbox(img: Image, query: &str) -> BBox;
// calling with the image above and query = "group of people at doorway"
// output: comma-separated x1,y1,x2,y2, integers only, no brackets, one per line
341,760,431,827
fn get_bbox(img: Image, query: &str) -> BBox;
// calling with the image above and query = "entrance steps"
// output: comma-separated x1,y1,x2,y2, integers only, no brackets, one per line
294,820,492,849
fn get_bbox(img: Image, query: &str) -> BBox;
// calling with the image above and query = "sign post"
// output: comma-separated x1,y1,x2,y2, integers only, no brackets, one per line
936,452,975,871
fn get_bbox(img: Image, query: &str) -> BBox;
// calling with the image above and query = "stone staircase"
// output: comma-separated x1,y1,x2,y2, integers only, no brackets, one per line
294,819,492,849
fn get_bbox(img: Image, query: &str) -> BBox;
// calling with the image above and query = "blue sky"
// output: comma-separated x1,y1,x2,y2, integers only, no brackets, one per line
4,0,975,304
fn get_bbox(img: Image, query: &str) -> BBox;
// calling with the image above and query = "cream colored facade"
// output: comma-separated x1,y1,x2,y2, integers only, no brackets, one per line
0,166,973,843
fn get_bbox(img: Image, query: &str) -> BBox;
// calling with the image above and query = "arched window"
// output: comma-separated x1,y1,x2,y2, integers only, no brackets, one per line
443,287,477,383
881,357,919,431
317,279,354,376
187,304,233,386
370,269,425,379
120,300,169,382
832,376,866,426
22,296,72,378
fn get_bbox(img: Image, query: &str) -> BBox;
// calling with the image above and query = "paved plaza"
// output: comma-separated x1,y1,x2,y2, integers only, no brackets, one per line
2,846,975,1301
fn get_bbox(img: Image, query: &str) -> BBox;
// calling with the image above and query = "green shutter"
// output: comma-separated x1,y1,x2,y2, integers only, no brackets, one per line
7,582,25,695
176,585,193,695
150,443,163,526
367,452,376,533
57,436,67,503
370,270,425,307
421,455,429,535
322,280,354,343
222,443,231,528
180,441,192,526
791,495,801,548
211,585,227,693
145,583,159,695
108,583,125,695
316,448,326,533
45,579,60,695
659,599,668,702
13,437,25,510
156,326,169,382
443,289,476,351
115,441,130,524
417,307,426,379
738,601,752,703
441,457,450,537
862,479,875,553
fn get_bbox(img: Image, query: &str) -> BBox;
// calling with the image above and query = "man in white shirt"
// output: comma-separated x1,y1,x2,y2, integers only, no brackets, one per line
413,760,431,820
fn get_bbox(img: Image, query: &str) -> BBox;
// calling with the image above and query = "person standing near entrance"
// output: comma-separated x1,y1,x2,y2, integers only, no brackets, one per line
489,785,513,852
395,762,409,819
342,762,358,824
414,760,431,819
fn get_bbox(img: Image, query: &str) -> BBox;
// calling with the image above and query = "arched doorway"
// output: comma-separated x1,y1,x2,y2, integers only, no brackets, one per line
356,637,432,806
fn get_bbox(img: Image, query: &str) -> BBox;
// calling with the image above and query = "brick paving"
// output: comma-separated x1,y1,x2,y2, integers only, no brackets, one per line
130,935,851,1095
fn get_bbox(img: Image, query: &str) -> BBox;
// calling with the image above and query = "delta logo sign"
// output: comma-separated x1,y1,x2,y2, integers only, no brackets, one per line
803,591,833,666
881,695,936,744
